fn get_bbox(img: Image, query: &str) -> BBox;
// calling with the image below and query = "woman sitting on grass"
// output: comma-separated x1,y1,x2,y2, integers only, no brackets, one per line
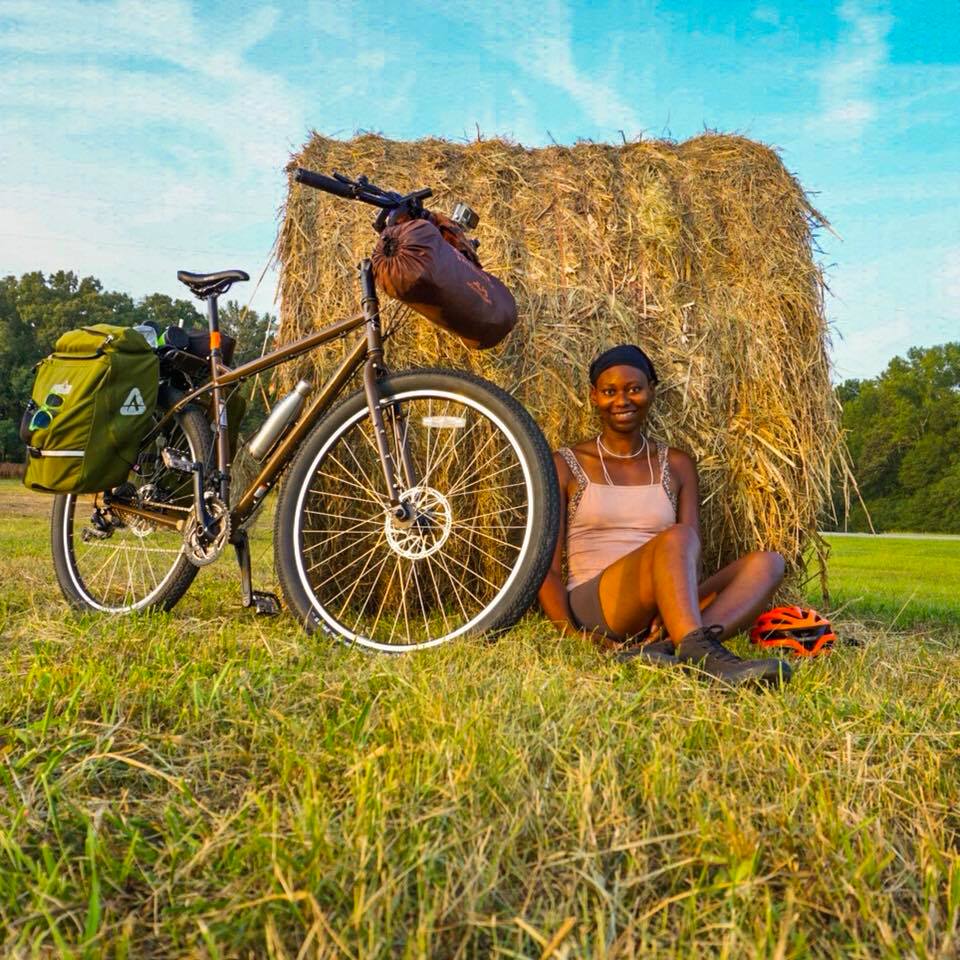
537,344,792,687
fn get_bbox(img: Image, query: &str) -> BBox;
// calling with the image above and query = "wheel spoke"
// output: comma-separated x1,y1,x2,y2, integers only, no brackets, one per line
306,486,385,506
415,547,451,635
304,507,382,525
445,434,511,497
431,546,487,611
61,415,205,611
418,412,485,492
363,551,403,641
332,530,390,619
305,528,382,577
450,522,523,552
449,477,528,499
288,382,546,650
327,445,384,506
434,544,505,595
448,527,516,571
302,520,381,555
346,548,395,634
454,505,526,524
409,559,434,642
448,458,521,498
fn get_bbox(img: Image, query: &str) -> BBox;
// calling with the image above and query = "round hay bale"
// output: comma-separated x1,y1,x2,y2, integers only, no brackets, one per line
277,133,847,591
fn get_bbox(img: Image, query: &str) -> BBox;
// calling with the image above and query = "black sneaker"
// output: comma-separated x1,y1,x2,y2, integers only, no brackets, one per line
675,625,791,687
614,638,679,667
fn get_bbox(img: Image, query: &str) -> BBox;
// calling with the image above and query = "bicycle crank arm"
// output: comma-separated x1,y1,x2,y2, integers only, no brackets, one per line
162,447,216,534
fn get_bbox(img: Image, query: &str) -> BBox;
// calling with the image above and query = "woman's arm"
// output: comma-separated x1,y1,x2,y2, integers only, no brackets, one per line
538,452,578,633
539,448,667,653
670,448,701,539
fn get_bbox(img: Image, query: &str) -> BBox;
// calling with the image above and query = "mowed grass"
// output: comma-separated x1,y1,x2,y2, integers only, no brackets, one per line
808,535,960,629
1,480,959,958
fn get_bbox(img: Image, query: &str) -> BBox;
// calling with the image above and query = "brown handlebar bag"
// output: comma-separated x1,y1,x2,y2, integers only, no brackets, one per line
371,218,516,350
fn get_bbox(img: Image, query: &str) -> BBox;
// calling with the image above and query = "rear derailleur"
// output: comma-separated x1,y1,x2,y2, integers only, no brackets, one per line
81,504,122,542
81,482,148,541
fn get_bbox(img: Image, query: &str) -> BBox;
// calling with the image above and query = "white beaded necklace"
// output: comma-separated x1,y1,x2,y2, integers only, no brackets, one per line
596,434,652,486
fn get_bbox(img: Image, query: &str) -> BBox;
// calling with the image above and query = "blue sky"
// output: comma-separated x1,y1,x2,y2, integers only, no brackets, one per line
1,0,958,380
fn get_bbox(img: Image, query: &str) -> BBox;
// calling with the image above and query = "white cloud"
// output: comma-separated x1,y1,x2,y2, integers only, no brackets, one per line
431,0,642,136
752,5,781,27
0,1,299,315
940,247,960,300
826,242,960,380
831,313,914,380
807,0,893,143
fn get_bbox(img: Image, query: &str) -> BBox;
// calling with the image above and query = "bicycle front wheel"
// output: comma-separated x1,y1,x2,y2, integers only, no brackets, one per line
274,369,558,651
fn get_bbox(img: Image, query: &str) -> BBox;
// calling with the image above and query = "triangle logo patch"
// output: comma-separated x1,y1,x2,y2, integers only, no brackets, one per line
120,387,147,416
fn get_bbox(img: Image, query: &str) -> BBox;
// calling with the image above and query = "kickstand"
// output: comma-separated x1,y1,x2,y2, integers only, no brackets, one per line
233,531,282,616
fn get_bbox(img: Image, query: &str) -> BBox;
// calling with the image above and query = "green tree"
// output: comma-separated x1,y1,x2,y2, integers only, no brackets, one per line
834,342,960,532
218,300,279,366
134,293,201,331
217,301,279,437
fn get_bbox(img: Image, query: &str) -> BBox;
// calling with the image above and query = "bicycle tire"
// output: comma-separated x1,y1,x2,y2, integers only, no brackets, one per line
274,369,558,651
51,405,213,613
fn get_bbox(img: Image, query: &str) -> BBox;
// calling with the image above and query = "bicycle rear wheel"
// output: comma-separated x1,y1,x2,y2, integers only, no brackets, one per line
274,369,558,651
51,406,213,613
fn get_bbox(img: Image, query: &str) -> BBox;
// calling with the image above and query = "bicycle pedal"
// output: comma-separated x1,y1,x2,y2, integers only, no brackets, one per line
249,591,282,616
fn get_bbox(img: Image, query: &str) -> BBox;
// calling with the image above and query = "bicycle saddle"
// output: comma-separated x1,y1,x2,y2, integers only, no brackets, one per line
177,269,249,299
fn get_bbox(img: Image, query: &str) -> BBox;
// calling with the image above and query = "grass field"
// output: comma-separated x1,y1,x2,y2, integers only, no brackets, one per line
1,479,959,958
807,535,960,629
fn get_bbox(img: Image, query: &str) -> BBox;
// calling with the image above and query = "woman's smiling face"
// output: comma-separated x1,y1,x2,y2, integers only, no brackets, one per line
590,364,655,432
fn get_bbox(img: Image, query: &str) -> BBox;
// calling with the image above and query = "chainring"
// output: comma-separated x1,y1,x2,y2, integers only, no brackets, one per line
183,497,230,567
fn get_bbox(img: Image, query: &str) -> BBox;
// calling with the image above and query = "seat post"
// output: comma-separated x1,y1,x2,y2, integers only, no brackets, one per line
206,293,230,503
206,292,221,341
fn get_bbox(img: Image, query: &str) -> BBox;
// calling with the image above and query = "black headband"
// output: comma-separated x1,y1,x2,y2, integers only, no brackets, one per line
589,344,658,385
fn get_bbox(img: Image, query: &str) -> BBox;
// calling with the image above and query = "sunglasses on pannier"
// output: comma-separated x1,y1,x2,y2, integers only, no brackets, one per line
28,393,65,431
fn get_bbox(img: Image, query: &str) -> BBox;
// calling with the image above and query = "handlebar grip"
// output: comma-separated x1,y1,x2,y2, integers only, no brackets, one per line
294,168,355,198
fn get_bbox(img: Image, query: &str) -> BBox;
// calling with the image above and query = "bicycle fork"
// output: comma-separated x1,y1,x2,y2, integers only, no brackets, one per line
359,259,419,520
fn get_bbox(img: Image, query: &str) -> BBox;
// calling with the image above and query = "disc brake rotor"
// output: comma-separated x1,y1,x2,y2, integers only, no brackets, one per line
385,486,452,560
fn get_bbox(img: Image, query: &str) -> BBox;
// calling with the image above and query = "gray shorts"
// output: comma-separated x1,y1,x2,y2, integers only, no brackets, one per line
568,572,628,643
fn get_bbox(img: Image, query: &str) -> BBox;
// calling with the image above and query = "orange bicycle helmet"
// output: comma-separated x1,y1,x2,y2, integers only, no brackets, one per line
749,606,836,657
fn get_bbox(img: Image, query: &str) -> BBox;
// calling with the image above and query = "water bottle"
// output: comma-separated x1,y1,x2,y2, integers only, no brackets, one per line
132,323,159,349
247,380,312,461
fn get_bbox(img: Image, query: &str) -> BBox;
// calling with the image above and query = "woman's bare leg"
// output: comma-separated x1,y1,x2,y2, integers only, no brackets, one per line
598,533,791,685
598,524,703,641
697,551,785,641
597,533,785,645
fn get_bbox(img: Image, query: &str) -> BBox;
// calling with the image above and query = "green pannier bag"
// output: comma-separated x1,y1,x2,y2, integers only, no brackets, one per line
22,324,159,494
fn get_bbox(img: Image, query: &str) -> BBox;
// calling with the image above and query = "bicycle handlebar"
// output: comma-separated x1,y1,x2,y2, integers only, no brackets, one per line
294,167,432,211
293,168,356,198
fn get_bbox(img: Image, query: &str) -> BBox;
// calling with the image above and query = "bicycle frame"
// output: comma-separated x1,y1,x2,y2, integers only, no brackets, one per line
137,259,414,535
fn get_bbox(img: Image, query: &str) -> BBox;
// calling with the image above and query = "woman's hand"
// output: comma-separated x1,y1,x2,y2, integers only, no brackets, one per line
538,451,576,636
538,568,577,634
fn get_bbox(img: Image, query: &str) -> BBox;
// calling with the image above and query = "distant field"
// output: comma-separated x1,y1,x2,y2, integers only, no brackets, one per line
808,534,960,628
2,479,958,957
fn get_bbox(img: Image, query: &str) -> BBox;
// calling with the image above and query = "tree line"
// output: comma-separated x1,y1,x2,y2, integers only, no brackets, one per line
2,271,957,532
833,342,960,533
0,271,277,461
